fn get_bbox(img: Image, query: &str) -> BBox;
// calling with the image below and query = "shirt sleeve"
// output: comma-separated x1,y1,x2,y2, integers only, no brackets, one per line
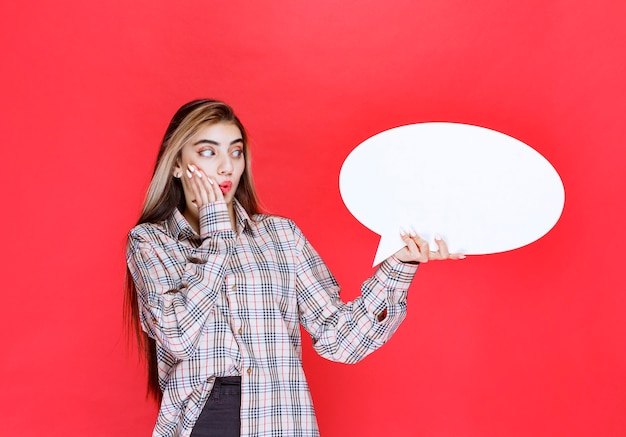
293,223,418,364
126,202,236,360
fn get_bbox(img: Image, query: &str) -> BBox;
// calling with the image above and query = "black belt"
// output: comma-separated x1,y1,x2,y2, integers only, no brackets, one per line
215,376,241,386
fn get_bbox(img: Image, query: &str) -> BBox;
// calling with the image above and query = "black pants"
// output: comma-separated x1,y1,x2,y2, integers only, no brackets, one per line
191,377,241,437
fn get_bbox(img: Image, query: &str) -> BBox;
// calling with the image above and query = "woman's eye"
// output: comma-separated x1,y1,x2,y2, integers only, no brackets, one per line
232,149,243,158
199,149,215,157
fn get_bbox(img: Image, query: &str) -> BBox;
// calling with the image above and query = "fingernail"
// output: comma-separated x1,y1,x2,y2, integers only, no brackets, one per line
409,229,417,237
186,170,192,178
459,255,466,259
196,172,203,179
208,178,213,185
399,227,407,237
188,164,195,172
435,234,441,241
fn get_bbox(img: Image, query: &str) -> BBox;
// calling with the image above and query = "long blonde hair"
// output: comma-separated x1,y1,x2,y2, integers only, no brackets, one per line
124,100,262,402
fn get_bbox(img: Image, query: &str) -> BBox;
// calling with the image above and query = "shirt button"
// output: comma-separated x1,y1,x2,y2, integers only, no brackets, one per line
238,328,243,335
391,272,398,278
231,285,237,291
246,368,252,375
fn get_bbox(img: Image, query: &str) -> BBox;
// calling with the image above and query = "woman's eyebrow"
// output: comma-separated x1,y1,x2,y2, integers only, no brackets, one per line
193,138,243,146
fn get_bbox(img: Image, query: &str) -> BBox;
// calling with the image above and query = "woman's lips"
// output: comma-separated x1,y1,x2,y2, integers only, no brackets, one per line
219,181,232,194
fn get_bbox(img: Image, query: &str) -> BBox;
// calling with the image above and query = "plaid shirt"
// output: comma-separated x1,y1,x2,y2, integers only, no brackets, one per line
126,200,418,437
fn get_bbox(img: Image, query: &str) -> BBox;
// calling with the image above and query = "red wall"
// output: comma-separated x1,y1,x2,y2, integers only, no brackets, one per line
2,1,625,435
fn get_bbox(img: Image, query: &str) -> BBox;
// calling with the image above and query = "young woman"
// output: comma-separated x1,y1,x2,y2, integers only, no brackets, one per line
125,99,462,437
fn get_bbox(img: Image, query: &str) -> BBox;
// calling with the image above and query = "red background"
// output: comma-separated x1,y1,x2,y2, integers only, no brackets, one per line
2,1,625,436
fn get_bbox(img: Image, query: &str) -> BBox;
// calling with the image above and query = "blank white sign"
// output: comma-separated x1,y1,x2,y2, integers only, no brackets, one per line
339,123,565,266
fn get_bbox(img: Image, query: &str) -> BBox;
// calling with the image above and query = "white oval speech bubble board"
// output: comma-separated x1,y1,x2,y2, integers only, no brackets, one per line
339,123,565,266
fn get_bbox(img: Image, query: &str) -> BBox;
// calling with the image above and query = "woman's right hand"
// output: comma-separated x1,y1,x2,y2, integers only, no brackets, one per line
182,164,224,208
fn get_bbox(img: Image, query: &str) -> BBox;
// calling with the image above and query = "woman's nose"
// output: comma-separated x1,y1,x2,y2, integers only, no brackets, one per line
218,156,233,174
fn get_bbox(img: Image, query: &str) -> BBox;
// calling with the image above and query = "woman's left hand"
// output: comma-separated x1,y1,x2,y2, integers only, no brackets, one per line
394,230,465,263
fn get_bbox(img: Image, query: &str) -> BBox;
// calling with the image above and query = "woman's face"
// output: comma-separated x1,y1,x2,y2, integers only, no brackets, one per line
176,122,246,206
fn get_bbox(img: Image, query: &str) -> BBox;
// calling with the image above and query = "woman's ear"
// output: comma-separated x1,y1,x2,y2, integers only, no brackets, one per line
172,159,182,178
